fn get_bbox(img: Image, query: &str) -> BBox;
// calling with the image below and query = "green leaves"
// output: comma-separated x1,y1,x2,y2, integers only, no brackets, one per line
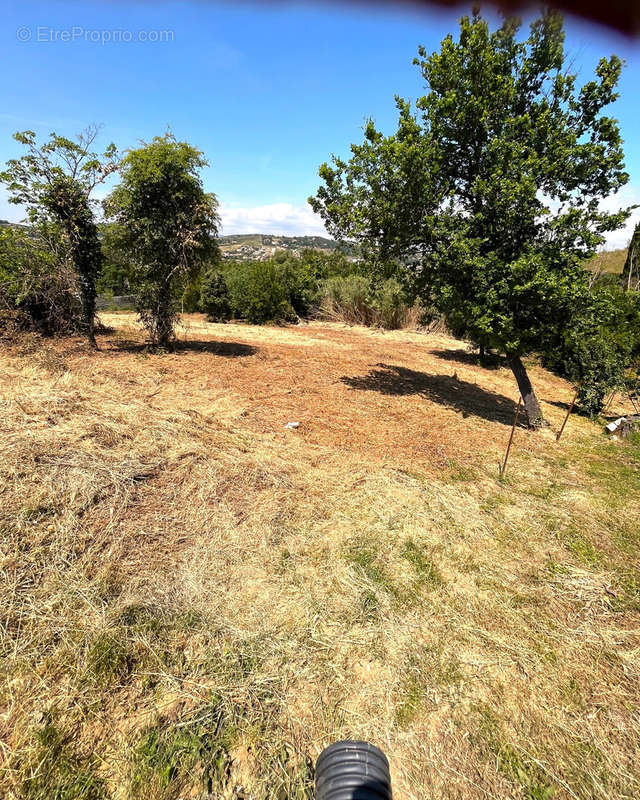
310,10,634,424
1,126,119,343
103,133,220,346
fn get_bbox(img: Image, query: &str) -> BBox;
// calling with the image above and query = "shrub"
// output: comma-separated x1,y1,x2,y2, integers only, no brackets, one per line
317,275,373,324
181,274,202,313
2,128,118,347
299,247,356,279
97,222,136,295
212,256,419,328
223,262,251,319
0,226,82,337
244,261,294,324
563,334,625,416
545,286,640,416
220,259,295,323
200,269,231,321
373,278,412,329
275,253,319,318
317,274,420,329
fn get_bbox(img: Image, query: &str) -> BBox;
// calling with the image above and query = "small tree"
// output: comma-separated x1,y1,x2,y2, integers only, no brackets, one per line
200,269,231,322
273,252,320,318
311,11,632,427
104,133,219,347
1,128,118,346
245,261,294,324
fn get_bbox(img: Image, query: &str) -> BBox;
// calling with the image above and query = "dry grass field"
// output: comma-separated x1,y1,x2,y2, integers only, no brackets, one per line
1,313,639,800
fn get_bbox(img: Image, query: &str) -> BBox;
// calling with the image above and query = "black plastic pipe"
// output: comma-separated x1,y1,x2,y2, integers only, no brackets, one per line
315,740,392,800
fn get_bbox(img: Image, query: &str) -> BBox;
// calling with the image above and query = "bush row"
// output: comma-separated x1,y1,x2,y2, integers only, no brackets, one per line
197,251,423,329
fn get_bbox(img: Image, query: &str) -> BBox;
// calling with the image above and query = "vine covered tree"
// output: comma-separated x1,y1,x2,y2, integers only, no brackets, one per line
310,11,631,427
104,133,219,347
1,127,118,346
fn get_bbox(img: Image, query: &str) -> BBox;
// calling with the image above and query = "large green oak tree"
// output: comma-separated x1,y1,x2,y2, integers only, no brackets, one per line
310,11,632,427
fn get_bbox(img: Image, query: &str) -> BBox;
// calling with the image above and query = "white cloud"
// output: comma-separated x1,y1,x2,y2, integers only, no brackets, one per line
219,202,328,237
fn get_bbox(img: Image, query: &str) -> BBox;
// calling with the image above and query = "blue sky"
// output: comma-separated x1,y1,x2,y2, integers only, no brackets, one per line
1,1,639,247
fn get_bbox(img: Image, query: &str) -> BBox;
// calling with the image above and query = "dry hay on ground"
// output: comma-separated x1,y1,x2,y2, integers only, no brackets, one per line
1,313,639,800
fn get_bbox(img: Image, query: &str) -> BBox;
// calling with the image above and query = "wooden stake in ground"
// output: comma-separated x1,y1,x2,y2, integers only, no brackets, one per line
556,387,580,442
500,397,522,477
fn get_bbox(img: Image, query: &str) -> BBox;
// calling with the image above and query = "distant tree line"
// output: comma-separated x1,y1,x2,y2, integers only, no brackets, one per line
196,250,421,329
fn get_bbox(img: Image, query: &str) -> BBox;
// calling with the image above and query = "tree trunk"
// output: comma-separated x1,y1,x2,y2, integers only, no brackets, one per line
65,217,99,349
78,270,98,349
87,322,97,349
507,354,546,429
84,292,97,349
622,222,640,291
155,280,173,349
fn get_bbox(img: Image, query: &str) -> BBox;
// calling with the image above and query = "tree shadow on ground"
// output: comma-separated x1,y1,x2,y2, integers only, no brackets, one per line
341,363,518,425
545,398,575,411
430,348,506,370
545,397,610,419
107,338,258,357
174,340,258,357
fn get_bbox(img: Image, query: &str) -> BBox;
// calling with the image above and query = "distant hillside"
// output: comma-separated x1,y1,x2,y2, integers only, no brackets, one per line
586,248,627,275
218,233,357,261
2,219,629,274
1,222,355,261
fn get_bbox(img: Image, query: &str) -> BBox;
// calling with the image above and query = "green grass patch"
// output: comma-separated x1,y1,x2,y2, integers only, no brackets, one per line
117,603,166,632
21,714,109,800
401,539,444,591
359,589,380,620
394,670,427,728
81,629,132,687
613,519,640,558
556,528,602,567
470,704,555,800
78,607,223,690
479,490,511,512
571,433,640,502
131,700,237,800
346,537,445,608
345,540,396,595
610,569,640,612
394,647,462,727
445,460,478,482
523,479,563,502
